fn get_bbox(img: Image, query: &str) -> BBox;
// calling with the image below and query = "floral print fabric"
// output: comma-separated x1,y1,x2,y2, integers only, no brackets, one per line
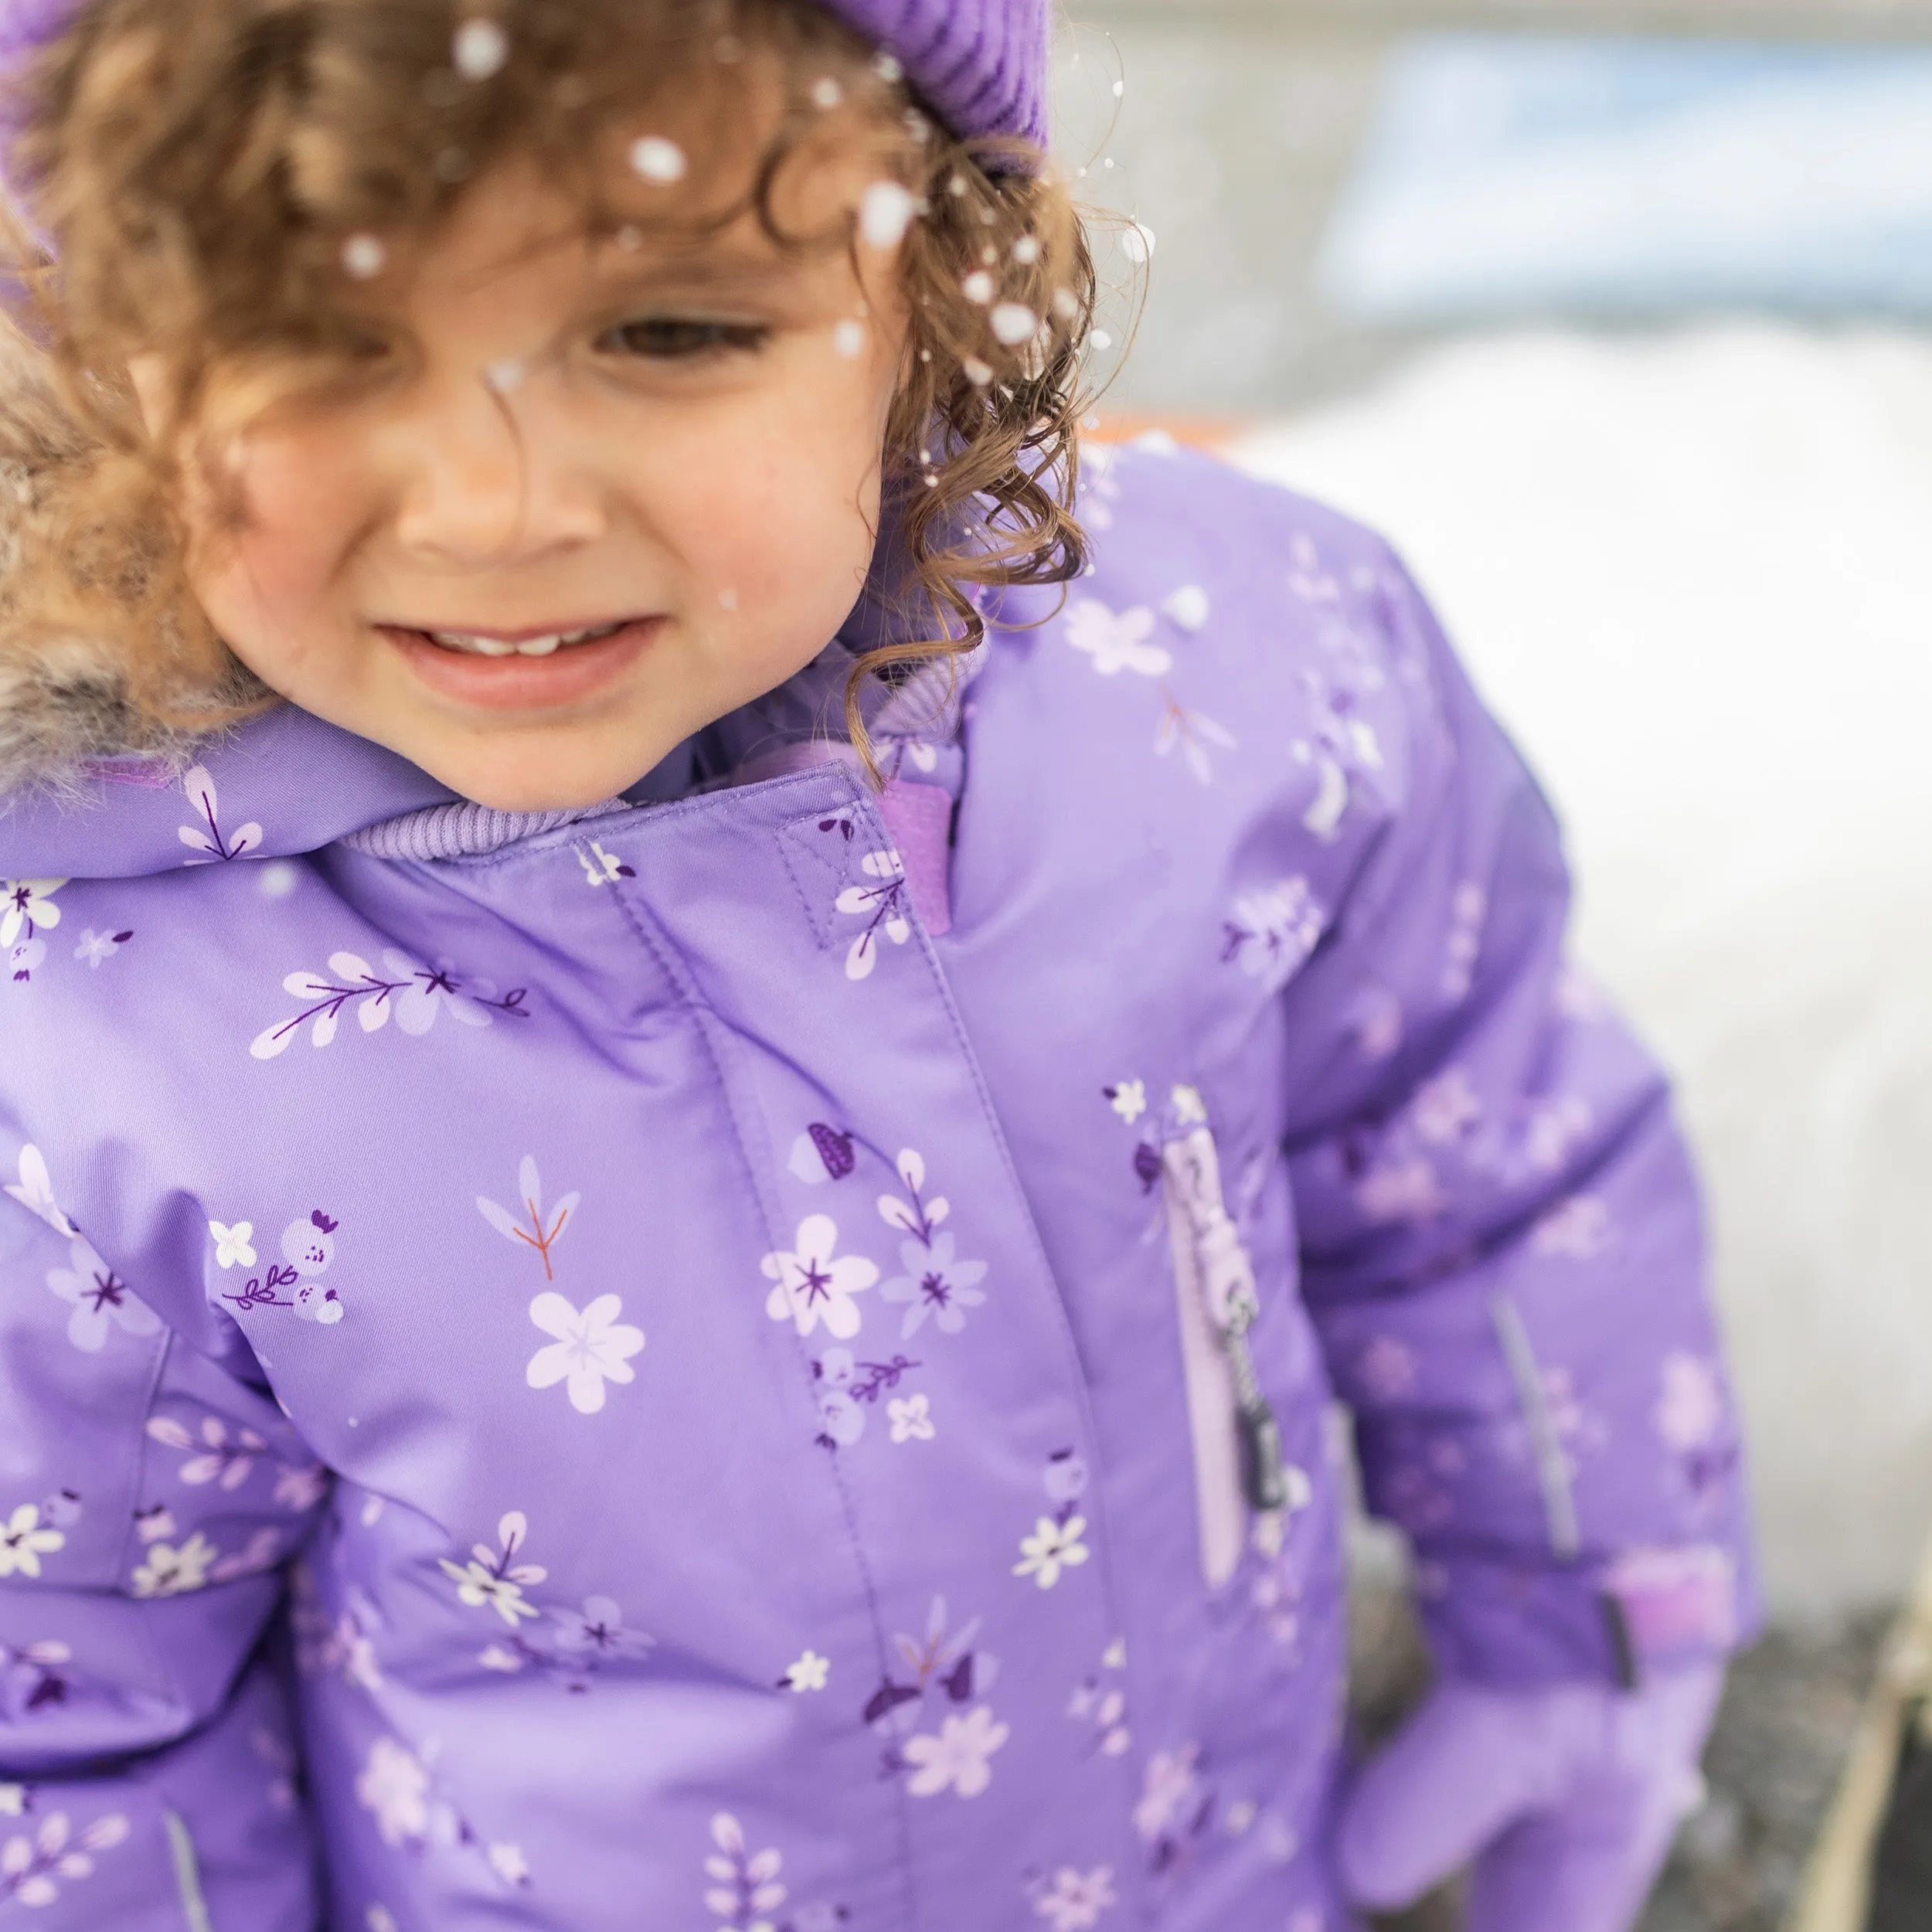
0,444,1750,1930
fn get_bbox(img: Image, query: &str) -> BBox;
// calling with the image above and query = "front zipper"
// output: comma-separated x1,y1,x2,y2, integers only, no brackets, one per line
1162,1127,1291,1588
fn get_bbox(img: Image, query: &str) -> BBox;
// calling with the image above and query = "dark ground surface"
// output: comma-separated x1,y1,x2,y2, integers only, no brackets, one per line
1346,1559,1889,1932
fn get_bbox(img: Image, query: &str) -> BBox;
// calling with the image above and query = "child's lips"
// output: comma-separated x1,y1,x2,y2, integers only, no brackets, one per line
379,617,661,711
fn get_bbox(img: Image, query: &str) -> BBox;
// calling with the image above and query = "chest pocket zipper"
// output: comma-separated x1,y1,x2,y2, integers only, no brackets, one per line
1162,1127,1292,1589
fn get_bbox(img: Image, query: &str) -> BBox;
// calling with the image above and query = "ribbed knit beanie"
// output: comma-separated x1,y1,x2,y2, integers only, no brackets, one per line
0,0,1050,147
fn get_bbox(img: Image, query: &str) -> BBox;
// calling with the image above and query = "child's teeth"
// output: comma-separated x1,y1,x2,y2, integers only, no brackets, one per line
423,621,625,656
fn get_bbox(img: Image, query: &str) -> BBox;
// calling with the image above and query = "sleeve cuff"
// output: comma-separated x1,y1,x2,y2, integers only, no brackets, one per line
1417,1543,1759,1689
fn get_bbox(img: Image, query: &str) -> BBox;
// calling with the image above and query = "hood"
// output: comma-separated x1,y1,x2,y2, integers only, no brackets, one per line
0,616,976,885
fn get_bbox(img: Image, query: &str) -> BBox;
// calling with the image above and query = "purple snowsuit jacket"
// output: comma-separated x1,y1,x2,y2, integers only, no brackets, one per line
0,444,1753,1931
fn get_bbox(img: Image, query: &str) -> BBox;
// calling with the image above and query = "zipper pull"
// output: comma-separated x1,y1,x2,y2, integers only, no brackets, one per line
1175,1128,1291,1519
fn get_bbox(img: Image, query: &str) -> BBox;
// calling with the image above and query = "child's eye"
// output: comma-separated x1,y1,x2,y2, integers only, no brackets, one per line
598,317,769,360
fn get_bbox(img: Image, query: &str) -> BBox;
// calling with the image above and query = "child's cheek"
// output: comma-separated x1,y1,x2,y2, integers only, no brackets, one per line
189,434,366,682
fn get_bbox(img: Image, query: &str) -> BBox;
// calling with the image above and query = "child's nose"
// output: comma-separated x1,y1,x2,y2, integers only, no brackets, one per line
392,371,605,565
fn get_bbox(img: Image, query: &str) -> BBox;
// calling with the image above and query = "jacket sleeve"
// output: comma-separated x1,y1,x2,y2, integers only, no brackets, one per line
1280,541,1757,1691
0,1175,324,1928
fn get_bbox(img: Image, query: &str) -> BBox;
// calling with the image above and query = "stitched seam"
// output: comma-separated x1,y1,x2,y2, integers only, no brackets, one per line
844,790,1148,1875
774,830,837,950
442,767,844,873
596,862,924,1932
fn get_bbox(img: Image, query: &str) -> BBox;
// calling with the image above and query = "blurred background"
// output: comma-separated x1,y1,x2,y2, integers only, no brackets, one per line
1049,3,1932,1925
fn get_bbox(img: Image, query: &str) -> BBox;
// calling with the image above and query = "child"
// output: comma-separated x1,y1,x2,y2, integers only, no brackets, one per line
0,2,1753,1928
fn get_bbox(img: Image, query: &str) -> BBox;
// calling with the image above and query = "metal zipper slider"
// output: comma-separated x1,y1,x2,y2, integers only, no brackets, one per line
1169,1128,1291,1516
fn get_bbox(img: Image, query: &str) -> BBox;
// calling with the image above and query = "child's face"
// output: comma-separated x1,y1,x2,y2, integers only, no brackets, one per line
170,93,907,811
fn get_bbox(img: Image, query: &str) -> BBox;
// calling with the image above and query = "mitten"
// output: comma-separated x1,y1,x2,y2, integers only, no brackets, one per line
1337,1664,1722,1932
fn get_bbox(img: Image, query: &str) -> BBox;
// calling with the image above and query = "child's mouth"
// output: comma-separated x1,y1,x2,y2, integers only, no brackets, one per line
417,621,629,658
377,616,660,710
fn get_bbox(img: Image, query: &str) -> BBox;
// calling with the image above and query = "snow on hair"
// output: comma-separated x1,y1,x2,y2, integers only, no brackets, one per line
0,0,1100,791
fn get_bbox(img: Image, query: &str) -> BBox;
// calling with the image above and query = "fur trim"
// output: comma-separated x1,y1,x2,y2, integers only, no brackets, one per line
0,315,257,798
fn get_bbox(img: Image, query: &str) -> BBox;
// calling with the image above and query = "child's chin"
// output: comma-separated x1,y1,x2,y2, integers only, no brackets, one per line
421,736,658,815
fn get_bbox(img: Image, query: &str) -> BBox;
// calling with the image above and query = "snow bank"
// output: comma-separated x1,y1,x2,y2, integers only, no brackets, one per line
1236,325,1932,1621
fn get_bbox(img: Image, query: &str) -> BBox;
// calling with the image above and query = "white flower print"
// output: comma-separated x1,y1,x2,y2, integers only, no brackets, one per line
1222,879,1325,995
888,1393,936,1443
131,1531,219,1597
478,1156,580,1281
251,947,526,1059
1160,584,1209,631
526,1291,645,1413
356,1737,430,1847
1411,1069,1482,1146
783,1649,832,1692
0,1788,22,1818
1032,1865,1119,1930
209,1220,257,1269
0,1504,63,1580
903,1704,1010,1798
71,927,130,968
1134,1745,1202,1844
145,1413,268,1490
45,1238,161,1352
1356,1158,1450,1224
1063,600,1172,678
0,1811,131,1910
1656,1354,1726,1453
1104,1080,1146,1124
133,1505,175,1545
761,1216,878,1341
177,766,262,863
576,841,634,888
439,1512,548,1625
488,1842,531,1885
1013,1515,1090,1590
1523,1095,1593,1173
0,879,64,948
835,849,912,981
1170,1083,1209,1127
5,1145,75,1238
1532,1195,1611,1260
274,1462,329,1511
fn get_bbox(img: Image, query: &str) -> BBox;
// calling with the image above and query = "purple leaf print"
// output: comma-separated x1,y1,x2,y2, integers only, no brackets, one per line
834,850,911,981
1221,879,1326,995
808,1124,856,1181
251,948,528,1060
2,1638,73,1719
862,1679,923,1726
1133,1143,1162,1196
177,766,262,863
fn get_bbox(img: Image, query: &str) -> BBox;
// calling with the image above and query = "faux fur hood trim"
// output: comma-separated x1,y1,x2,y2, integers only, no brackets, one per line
0,318,262,800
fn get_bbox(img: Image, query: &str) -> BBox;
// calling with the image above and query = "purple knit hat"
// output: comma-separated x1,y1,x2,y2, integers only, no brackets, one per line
0,0,1049,146
831,0,1048,147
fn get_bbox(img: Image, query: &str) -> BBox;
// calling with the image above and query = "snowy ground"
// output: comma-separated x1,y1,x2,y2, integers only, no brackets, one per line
1233,322,1932,1624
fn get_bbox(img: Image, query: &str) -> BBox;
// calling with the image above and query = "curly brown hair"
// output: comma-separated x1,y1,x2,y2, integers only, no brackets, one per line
0,0,1097,790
